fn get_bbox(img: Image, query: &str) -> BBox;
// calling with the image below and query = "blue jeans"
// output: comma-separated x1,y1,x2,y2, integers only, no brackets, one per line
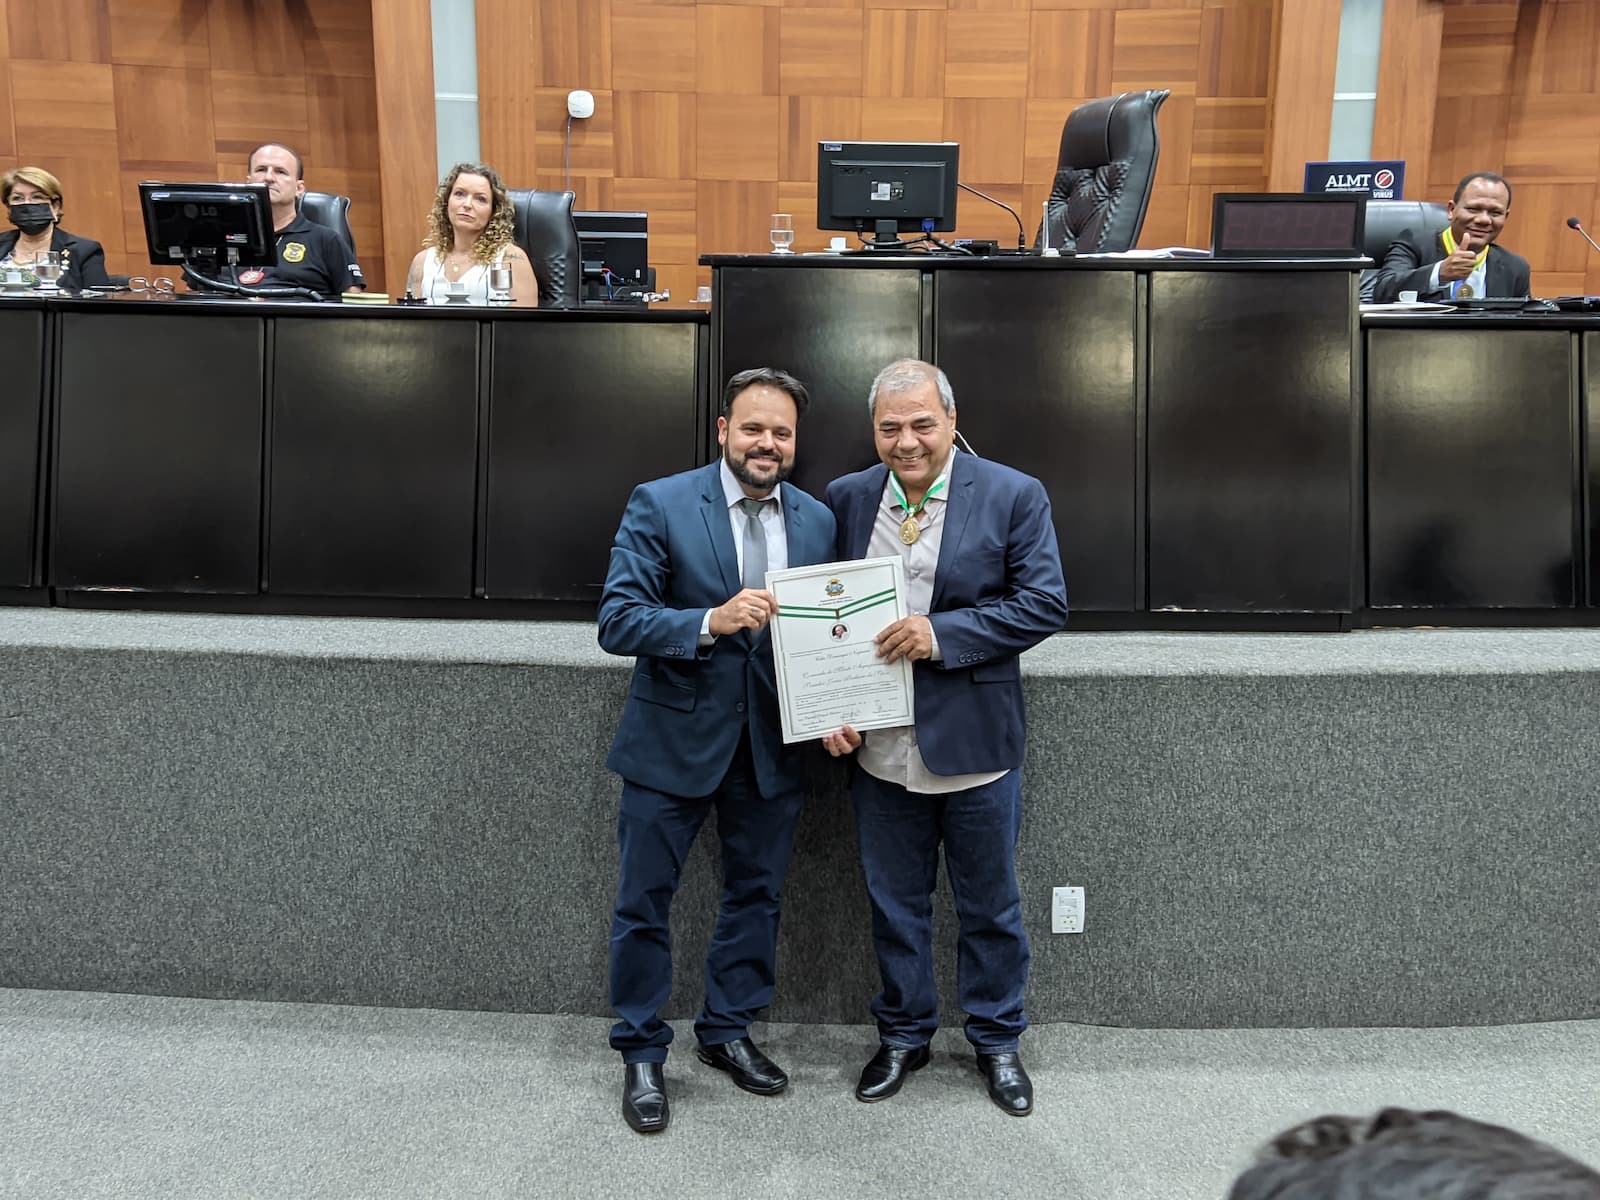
853,767,1029,1053
608,737,804,1064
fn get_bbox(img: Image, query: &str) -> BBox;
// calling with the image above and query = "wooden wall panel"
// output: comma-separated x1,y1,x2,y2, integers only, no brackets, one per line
1263,0,1339,192
1381,0,1600,297
371,0,433,294
470,0,1299,296
0,0,385,288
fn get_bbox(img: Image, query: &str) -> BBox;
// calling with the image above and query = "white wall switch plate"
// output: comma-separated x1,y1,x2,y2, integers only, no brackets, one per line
1052,885,1084,934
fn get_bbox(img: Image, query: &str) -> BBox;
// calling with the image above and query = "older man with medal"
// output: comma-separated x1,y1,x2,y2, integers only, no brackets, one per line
820,359,1069,1117
1373,171,1530,303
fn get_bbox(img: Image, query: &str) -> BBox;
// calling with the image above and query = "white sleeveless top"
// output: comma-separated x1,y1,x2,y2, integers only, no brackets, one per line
418,246,507,304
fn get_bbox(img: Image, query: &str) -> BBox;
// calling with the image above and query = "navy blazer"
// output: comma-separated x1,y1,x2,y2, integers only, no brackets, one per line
0,227,110,291
826,453,1069,776
599,461,837,799
1373,227,1530,303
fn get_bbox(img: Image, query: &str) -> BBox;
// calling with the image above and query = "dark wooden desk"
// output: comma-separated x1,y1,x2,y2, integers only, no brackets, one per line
705,254,1361,614
0,302,46,589
42,295,707,604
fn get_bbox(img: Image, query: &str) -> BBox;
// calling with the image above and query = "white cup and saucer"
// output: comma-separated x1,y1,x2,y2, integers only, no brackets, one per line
1397,290,1419,306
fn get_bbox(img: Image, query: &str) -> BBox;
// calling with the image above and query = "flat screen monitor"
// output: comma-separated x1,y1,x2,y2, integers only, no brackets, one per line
574,210,648,295
816,141,959,251
1210,192,1366,259
139,181,276,268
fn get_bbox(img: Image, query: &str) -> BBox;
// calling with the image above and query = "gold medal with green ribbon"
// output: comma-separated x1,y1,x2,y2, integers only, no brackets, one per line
889,471,947,545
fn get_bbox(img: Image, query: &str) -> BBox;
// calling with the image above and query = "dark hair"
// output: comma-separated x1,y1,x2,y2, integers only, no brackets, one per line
249,143,304,181
721,367,809,420
1453,171,1512,208
1228,1108,1600,1199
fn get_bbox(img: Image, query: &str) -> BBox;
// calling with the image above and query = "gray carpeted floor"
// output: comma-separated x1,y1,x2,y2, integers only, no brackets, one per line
3,988,1596,1200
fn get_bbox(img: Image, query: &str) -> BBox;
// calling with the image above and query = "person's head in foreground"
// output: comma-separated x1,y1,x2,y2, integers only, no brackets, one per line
1228,1107,1600,1200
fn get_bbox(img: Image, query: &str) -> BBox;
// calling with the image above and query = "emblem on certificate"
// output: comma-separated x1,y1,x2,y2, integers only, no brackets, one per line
1457,282,1474,298
899,517,920,545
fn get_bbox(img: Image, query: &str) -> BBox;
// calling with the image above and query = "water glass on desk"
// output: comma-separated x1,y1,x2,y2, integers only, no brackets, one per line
769,213,795,255
33,251,62,291
487,262,513,303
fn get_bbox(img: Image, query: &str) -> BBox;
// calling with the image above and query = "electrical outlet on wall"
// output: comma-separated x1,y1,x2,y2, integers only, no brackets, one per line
1052,886,1084,934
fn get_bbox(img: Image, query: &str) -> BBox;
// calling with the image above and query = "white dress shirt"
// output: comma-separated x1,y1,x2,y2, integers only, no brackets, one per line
699,458,788,642
857,451,1008,795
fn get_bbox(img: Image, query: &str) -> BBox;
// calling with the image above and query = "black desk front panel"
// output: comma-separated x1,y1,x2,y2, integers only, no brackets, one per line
1148,271,1355,611
715,266,919,498
0,307,44,587
269,318,480,598
484,321,702,600
1590,333,1600,609
1367,327,1575,609
53,311,264,592
933,270,1139,611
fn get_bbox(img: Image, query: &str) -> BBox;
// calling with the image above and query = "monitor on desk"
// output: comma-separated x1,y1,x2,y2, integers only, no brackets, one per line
574,210,649,300
139,181,275,269
816,141,959,252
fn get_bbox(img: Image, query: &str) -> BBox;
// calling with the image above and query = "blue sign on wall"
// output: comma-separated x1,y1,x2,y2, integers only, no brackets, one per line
1304,160,1405,199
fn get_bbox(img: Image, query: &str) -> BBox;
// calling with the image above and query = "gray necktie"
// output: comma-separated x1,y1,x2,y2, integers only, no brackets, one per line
739,497,768,589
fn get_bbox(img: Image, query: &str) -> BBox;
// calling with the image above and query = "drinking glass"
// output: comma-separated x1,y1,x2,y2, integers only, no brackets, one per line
33,250,62,291
769,213,795,255
487,263,513,303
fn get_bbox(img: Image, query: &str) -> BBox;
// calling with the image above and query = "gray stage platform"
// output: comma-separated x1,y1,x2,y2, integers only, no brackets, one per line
2,610,1597,1028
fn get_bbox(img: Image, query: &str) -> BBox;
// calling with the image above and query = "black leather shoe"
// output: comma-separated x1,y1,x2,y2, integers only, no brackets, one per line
976,1051,1033,1116
622,1063,669,1134
855,1043,930,1102
695,1036,788,1095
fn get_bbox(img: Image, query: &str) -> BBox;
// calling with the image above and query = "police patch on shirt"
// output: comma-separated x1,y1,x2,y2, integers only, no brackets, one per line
282,242,307,263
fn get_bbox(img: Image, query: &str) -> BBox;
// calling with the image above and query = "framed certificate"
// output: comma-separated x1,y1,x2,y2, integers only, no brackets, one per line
765,556,915,744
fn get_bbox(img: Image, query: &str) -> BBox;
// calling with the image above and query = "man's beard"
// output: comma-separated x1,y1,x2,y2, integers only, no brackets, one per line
726,445,792,491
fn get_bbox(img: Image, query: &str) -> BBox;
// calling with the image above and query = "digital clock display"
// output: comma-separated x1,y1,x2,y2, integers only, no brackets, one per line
1211,195,1364,258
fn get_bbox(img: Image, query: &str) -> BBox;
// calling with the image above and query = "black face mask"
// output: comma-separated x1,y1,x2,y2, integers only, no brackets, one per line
8,202,54,235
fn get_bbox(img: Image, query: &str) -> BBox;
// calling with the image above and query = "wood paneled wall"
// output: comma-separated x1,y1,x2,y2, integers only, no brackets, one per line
0,0,386,289
1376,0,1600,298
477,0,1286,303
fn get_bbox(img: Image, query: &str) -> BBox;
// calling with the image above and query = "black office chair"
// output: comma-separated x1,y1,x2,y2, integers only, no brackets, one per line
1035,89,1169,254
300,191,355,257
508,188,581,309
1360,199,1449,300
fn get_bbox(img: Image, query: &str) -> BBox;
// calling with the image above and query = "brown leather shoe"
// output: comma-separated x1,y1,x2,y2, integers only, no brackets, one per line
695,1036,789,1094
855,1043,930,1102
622,1063,669,1134
976,1051,1033,1116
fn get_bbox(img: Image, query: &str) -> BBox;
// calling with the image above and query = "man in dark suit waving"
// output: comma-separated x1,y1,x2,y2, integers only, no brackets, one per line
1373,171,1529,302
822,359,1069,1117
598,368,836,1135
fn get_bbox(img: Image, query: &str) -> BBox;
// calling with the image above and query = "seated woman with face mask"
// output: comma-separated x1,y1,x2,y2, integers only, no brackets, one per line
0,167,110,290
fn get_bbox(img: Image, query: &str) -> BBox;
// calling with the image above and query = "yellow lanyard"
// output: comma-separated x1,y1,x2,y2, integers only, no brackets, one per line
1442,229,1489,270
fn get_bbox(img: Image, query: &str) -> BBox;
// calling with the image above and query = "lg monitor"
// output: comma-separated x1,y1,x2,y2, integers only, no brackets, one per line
574,210,649,300
816,141,959,251
139,181,275,270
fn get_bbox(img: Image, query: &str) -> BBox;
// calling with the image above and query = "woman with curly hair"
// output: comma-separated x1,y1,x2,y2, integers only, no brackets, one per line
405,162,537,305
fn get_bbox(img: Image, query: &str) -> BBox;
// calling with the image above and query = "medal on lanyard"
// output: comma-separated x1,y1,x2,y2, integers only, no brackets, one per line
888,471,947,545
1442,229,1487,299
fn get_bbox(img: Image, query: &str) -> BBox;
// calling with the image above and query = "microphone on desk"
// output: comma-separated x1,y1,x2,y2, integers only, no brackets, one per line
1566,216,1600,258
957,183,1027,253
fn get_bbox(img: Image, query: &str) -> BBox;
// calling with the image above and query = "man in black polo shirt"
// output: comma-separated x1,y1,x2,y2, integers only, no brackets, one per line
194,143,364,297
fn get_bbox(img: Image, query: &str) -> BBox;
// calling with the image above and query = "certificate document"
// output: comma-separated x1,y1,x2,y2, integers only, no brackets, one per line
765,556,915,744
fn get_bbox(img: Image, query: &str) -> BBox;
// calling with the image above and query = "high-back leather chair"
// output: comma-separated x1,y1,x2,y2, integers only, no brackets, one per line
1035,89,1169,254
1360,199,1449,299
300,191,355,257
508,188,581,309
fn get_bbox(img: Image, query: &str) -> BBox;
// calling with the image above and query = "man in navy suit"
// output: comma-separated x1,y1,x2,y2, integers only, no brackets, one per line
823,359,1068,1117
598,367,836,1135
1373,171,1529,302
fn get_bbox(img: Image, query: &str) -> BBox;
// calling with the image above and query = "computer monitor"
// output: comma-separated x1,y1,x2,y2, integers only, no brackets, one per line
573,210,648,299
139,181,275,269
816,142,960,251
